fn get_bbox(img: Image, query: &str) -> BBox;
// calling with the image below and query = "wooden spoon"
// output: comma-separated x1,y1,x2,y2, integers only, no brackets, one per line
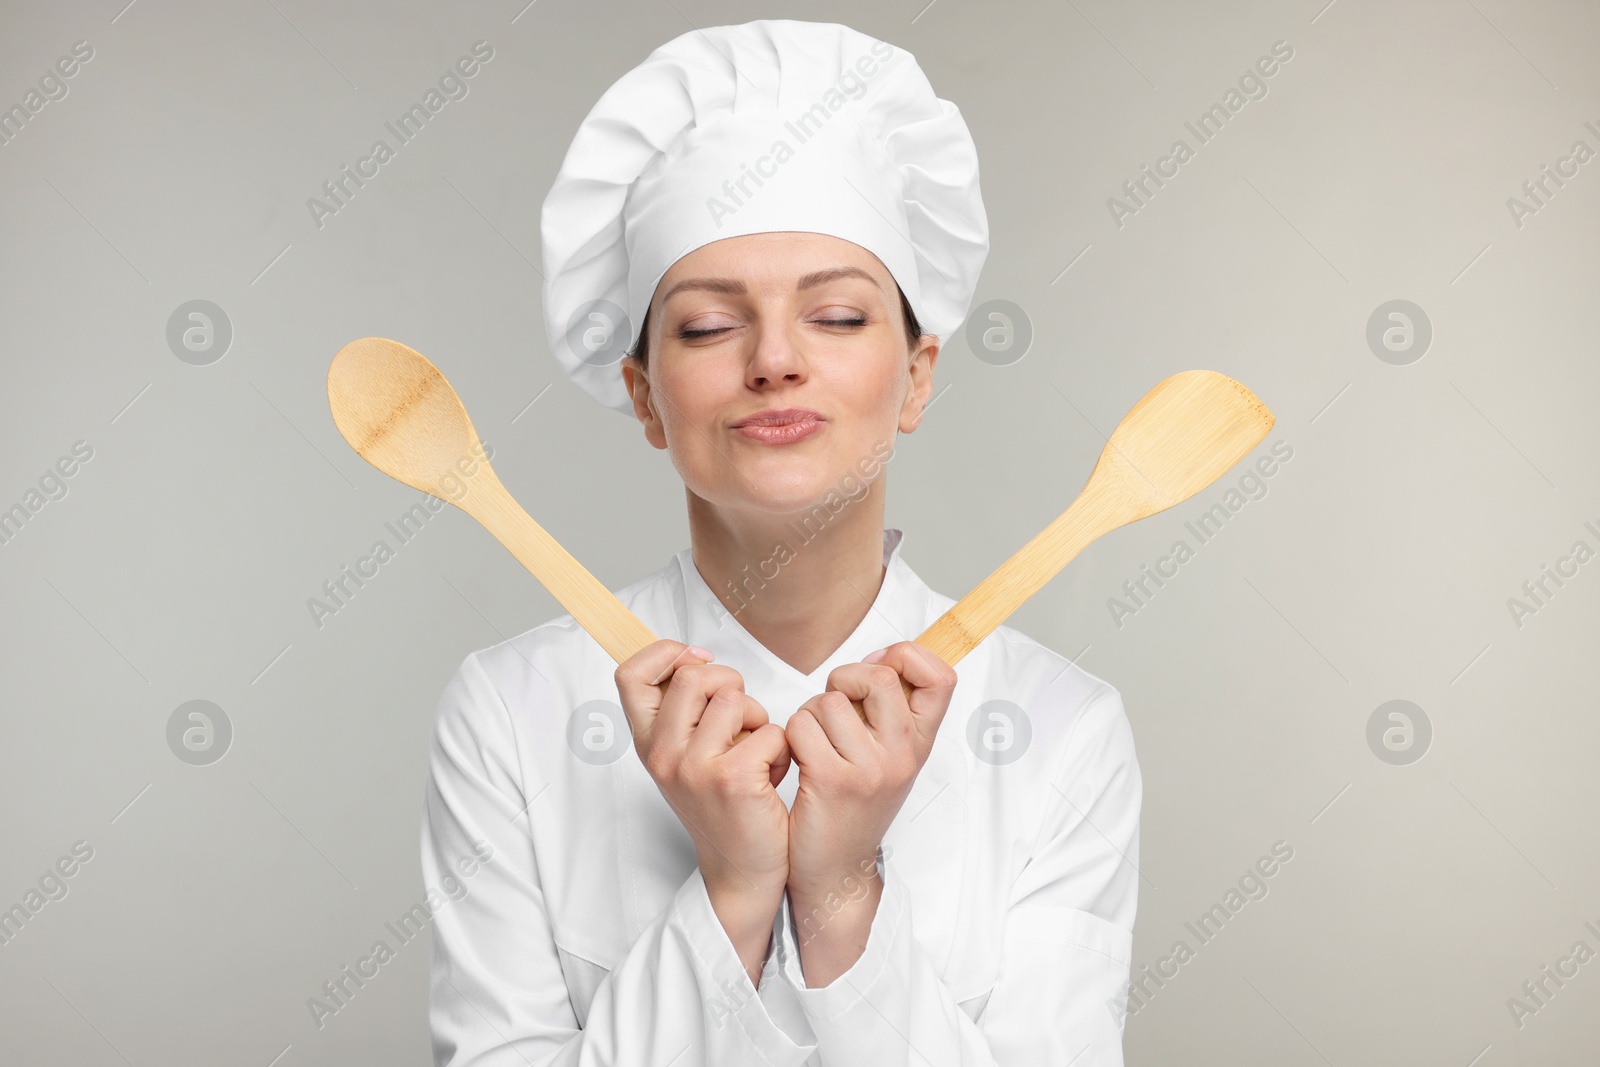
328,338,1273,739
327,337,657,665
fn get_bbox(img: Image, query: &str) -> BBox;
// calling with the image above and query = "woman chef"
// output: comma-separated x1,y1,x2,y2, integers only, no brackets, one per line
420,18,1142,1067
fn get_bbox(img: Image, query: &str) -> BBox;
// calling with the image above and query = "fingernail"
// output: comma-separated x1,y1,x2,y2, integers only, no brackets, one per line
862,647,887,663
688,645,715,660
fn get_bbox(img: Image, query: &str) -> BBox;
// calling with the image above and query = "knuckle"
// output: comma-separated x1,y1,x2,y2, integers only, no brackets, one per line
853,765,885,796
675,760,707,791
868,664,900,689
696,763,736,795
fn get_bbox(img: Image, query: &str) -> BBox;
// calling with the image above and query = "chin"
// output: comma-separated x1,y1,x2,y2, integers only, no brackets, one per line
695,465,847,517
748,476,839,515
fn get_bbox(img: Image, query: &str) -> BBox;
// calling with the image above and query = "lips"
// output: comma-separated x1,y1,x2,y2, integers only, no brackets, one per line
732,407,825,428
732,408,825,445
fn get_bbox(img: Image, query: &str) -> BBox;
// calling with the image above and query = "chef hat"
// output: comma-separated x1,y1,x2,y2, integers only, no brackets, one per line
540,18,989,415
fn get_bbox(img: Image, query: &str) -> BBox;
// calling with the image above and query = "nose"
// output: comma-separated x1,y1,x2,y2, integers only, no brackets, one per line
745,319,808,390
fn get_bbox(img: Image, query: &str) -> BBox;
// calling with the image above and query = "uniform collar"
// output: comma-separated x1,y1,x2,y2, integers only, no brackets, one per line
673,527,930,715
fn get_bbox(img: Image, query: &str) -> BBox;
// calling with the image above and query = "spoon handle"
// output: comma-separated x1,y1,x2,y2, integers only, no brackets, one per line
467,474,880,727
469,477,659,664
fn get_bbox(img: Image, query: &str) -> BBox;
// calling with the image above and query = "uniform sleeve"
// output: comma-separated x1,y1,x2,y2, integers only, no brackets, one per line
422,650,824,1066
766,686,1142,1067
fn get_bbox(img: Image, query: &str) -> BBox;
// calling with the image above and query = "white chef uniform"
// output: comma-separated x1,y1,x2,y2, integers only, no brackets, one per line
421,526,1142,1065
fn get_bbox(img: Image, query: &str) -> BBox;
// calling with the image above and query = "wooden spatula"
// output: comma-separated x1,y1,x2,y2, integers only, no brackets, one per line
914,368,1275,670
327,338,1273,737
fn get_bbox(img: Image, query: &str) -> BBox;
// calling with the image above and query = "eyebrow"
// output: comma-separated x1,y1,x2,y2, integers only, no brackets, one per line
659,265,881,306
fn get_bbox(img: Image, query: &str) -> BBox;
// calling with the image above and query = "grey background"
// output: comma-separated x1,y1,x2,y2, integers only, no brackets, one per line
2,0,1596,1064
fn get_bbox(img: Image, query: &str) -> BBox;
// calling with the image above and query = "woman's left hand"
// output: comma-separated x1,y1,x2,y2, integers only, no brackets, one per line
785,641,958,898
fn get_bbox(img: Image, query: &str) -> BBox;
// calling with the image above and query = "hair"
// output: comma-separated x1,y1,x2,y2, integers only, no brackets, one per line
624,282,926,373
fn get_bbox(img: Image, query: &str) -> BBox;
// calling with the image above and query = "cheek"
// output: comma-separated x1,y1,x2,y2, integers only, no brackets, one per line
827,345,895,401
856,358,910,418
654,363,732,446
821,365,907,462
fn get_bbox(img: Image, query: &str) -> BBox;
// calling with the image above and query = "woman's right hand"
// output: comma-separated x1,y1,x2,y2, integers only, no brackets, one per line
614,639,792,902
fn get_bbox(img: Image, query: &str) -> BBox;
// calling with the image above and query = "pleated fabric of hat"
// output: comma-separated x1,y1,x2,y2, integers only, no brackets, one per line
540,18,990,415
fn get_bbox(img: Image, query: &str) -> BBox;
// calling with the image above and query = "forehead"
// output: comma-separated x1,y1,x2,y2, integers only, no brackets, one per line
659,231,892,289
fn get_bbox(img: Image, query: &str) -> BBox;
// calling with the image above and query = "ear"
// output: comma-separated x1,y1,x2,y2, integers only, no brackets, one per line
898,334,941,434
621,357,668,450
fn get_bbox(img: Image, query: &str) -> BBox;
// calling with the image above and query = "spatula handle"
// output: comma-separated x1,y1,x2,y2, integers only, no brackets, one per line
913,490,1125,667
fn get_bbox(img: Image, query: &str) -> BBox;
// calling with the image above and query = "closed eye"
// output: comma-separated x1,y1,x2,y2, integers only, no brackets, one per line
677,317,867,340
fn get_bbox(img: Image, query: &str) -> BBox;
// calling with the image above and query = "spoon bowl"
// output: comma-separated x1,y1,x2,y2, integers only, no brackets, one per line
328,337,498,502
